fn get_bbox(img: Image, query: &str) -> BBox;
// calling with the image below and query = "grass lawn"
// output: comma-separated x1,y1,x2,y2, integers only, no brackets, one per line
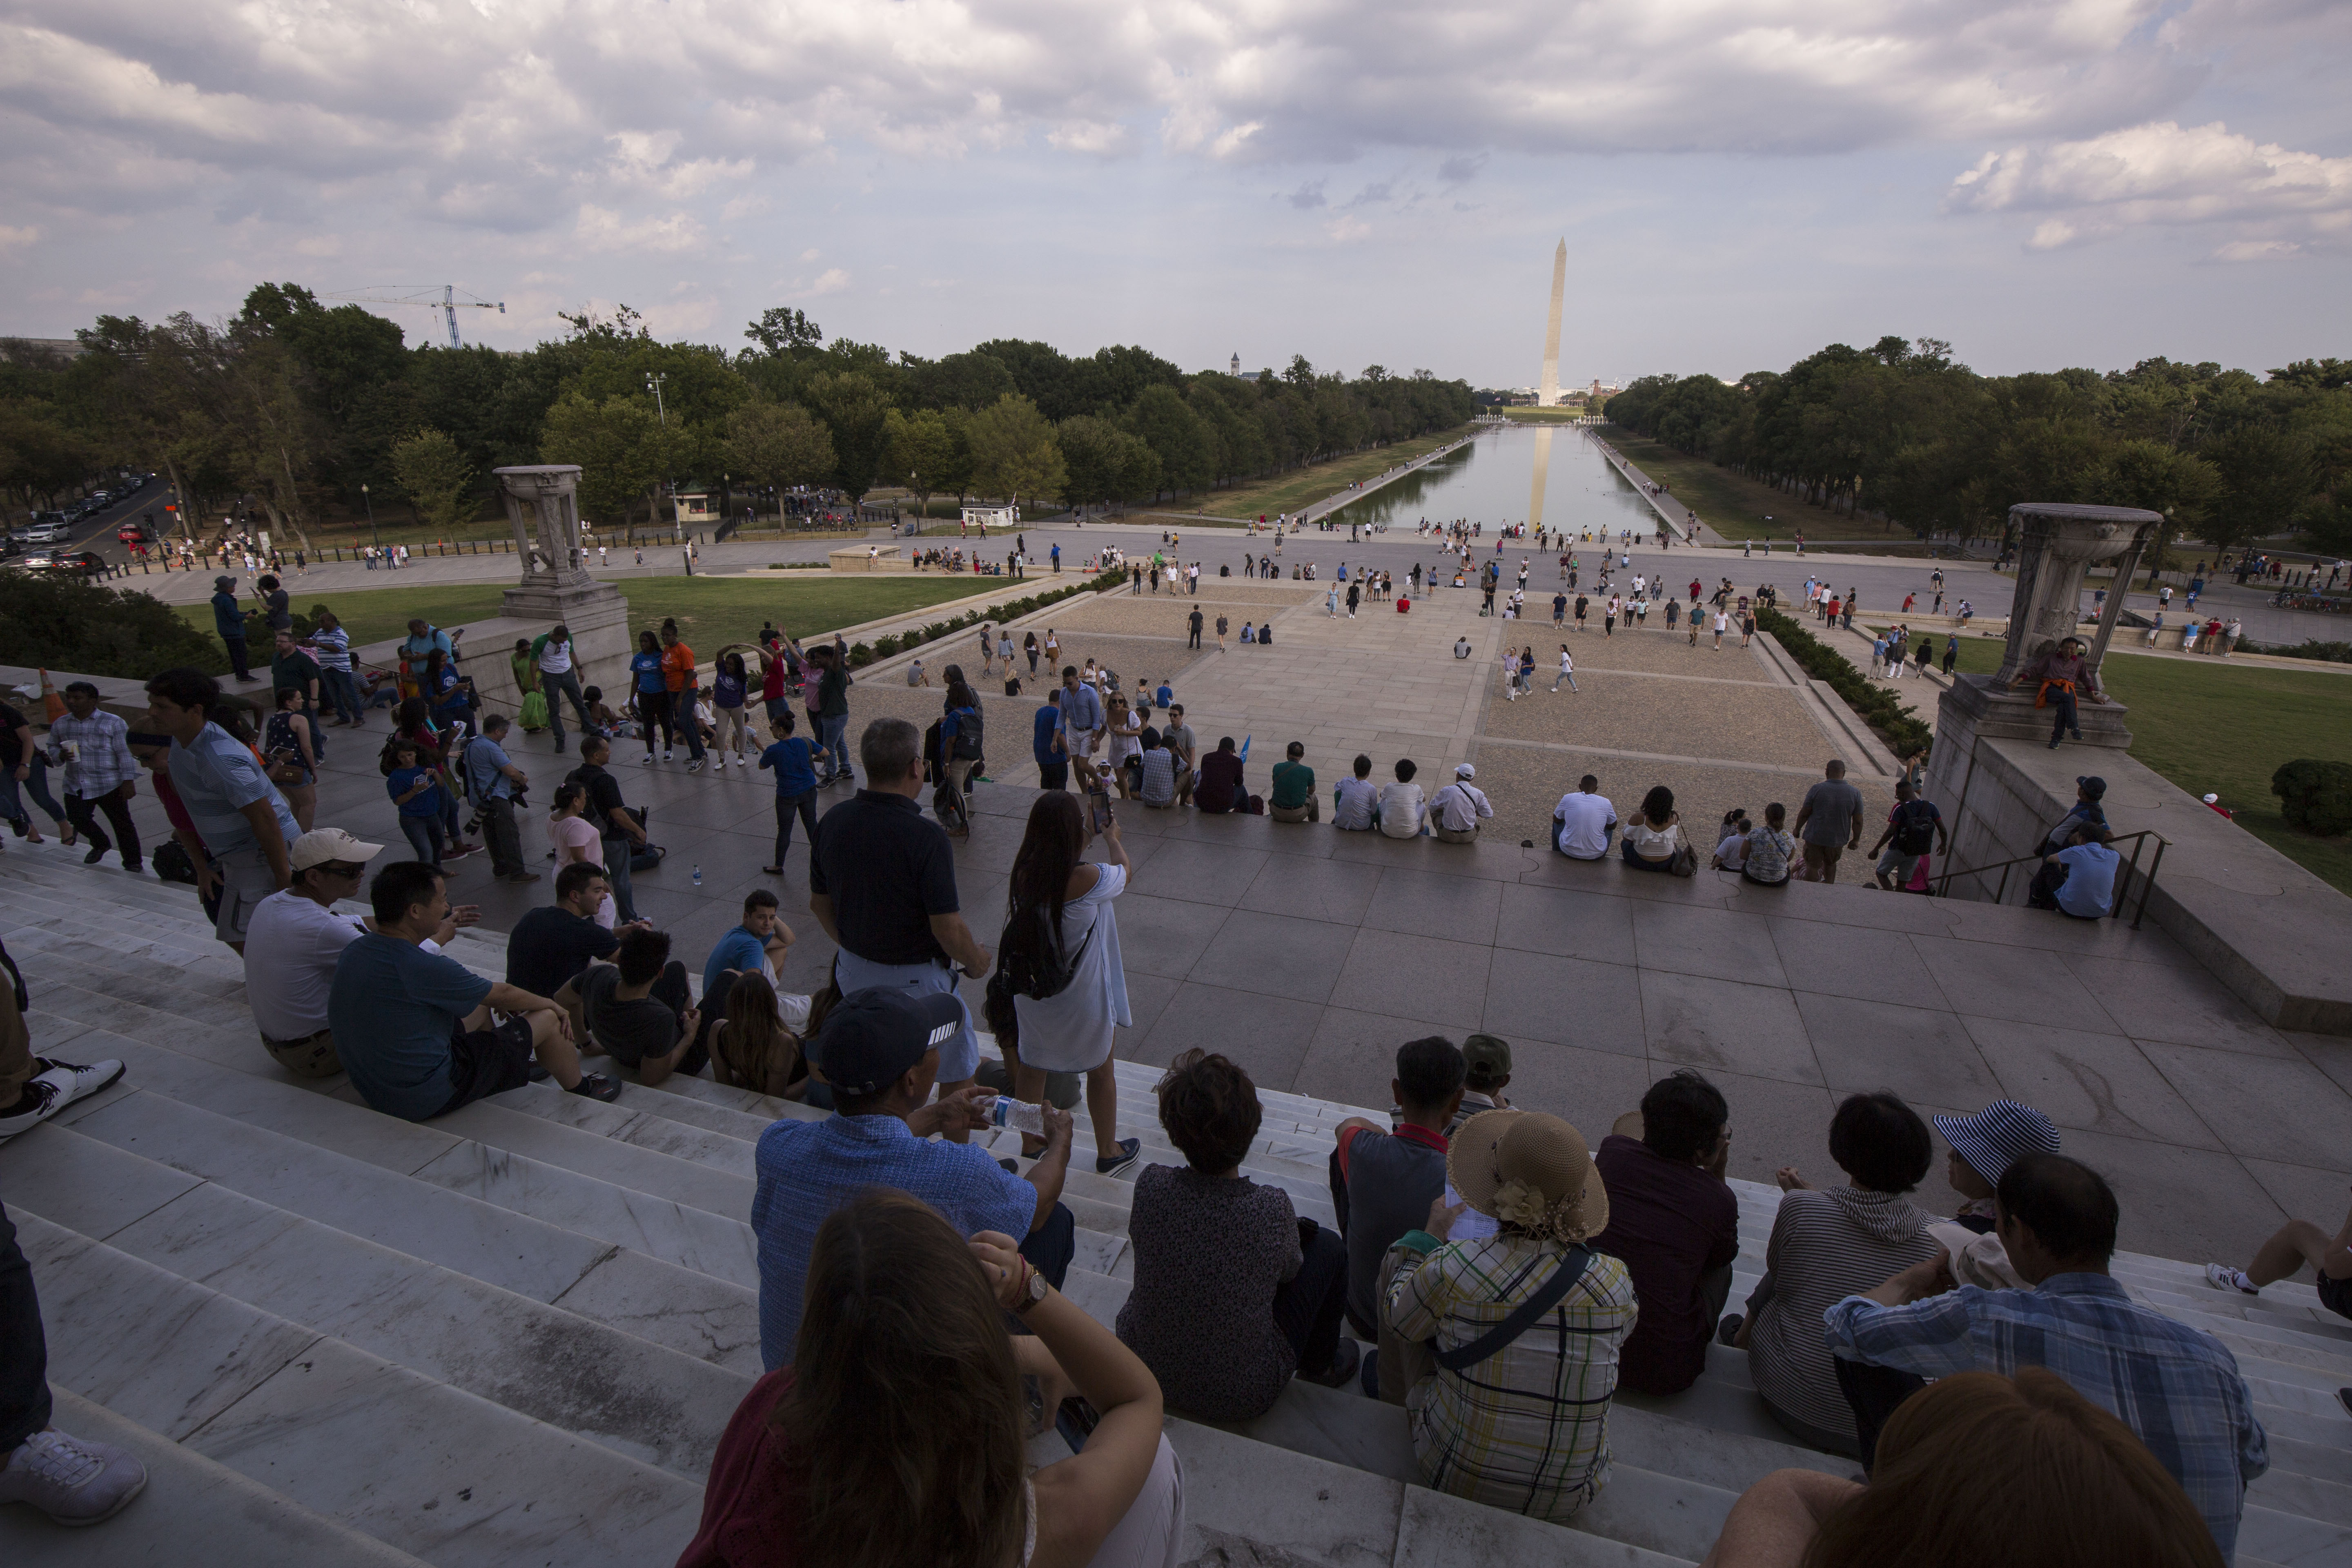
1597,429,1909,543
174,575,1011,656
1153,425,1474,523
1894,630,2352,894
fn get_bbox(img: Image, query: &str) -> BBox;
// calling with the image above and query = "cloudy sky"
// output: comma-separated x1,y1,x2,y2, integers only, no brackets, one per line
3,0,2346,387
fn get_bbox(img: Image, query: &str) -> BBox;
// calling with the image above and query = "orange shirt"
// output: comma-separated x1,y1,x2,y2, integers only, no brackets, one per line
662,640,696,693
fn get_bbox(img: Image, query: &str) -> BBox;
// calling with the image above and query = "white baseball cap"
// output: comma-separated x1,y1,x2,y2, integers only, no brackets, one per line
289,828,386,872
1455,763,1476,780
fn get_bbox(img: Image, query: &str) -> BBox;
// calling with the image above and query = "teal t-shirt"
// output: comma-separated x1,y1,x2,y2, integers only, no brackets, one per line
328,933,494,1120
1270,760,1314,811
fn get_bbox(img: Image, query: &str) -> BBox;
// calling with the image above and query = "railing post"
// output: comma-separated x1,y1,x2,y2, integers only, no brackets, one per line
2134,840,2166,931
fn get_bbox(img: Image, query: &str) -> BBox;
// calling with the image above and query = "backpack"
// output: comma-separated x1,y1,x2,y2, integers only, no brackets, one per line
151,840,199,886
1893,799,1938,855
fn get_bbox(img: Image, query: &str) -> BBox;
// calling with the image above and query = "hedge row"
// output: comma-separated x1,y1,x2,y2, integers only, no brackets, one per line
849,567,1129,667
1756,607,1935,757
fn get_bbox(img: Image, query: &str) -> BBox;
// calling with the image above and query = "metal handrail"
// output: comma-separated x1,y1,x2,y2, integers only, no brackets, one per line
1931,829,2169,930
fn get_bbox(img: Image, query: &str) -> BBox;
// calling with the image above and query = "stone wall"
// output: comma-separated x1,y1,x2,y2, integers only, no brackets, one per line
1924,716,2352,1035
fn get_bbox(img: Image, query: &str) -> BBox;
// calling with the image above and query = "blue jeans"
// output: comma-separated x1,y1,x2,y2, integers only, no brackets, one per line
400,813,446,864
598,831,641,923
0,1200,48,1450
818,714,850,782
318,666,361,722
1621,839,1675,873
541,669,590,747
0,754,68,831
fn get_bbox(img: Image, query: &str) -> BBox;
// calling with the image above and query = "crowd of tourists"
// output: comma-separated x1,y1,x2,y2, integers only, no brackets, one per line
0,669,2323,1568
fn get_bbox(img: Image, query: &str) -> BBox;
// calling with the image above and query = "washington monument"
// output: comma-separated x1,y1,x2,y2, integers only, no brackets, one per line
1537,238,1566,407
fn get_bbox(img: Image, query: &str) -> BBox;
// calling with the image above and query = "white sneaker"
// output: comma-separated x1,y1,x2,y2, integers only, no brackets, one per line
663,751,674,762
0,1057,124,1143
0,1428,148,1524
640,753,655,766
2205,1263,2259,1295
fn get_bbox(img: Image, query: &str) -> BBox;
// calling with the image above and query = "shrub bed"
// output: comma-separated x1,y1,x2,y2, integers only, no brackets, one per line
0,573,227,679
842,568,1125,667
2273,758,2352,836
1756,607,1934,756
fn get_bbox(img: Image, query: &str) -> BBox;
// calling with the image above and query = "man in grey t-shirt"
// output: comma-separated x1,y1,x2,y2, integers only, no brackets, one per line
1793,760,1866,884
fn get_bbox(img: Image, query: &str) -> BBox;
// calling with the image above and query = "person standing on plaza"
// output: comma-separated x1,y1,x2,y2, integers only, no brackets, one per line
0,697,69,845
630,630,671,761
987,790,1139,1175
1793,760,1865,884
305,608,362,727
461,715,538,884
812,644,853,787
209,574,258,683
46,682,142,872
565,735,648,924
1187,604,1204,649
757,712,828,875
1054,664,1105,777
534,624,592,751
144,668,298,949
658,619,708,772
808,717,992,1131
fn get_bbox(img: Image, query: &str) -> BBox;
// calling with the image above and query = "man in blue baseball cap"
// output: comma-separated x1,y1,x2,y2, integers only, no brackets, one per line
749,987,1077,1368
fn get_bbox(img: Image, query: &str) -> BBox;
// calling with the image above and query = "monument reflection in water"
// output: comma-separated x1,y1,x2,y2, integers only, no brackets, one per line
1327,424,1659,539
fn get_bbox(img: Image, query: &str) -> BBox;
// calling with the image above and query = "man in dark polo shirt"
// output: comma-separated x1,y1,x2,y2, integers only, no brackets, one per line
505,862,628,1032
808,716,991,1134
565,735,647,924
1327,1036,1466,1345
1588,1069,1740,1395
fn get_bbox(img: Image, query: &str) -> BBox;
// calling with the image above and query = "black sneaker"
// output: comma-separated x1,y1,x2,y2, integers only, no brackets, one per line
1303,1337,1364,1390
1095,1137,1141,1176
82,845,106,865
566,1073,622,1102
1718,1312,1744,1346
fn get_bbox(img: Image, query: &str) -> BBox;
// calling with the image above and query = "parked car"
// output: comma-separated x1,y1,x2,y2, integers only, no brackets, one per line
118,518,159,544
23,550,106,575
20,520,74,544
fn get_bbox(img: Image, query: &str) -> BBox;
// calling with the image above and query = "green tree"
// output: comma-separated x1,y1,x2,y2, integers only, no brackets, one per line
744,307,825,356
801,370,892,498
1057,414,1159,505
2201,427,2318,555
881,406,957,517
390,428,477,536
965,393,1066,510
725,401,837,507
540,392,677,536
1127,384,1212,494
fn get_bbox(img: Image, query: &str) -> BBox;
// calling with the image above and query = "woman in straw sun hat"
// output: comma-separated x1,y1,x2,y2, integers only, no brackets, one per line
1379,1109,1637,1523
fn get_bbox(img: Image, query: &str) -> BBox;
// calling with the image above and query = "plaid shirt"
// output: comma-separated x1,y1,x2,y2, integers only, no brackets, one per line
48,709,136,797
1385,1231,1636,1523
1824,1274,2266,1560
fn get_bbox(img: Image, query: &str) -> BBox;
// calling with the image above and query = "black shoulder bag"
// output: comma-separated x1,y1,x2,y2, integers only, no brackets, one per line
1432,1246,1597,1372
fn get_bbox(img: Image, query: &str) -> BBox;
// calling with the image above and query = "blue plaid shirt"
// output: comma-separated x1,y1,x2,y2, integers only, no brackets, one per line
752,1112,1036,1371
1824,1274,2266,1560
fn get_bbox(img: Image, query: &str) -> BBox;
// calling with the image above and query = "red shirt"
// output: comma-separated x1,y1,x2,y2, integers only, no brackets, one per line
677,1369,801,1568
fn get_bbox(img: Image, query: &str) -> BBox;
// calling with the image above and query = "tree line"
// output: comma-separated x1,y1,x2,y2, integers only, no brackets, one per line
1601,337,2352,559
0,285,1476,549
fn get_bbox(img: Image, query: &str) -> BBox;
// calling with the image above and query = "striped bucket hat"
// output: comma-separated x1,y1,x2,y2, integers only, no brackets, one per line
1933,1100,2061,1185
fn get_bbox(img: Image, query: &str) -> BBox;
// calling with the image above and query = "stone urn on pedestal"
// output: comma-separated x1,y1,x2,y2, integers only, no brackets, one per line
1935,502,2162,752
469,465,632,717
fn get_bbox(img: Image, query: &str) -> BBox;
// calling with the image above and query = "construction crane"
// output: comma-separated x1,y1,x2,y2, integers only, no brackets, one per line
322,284,506,349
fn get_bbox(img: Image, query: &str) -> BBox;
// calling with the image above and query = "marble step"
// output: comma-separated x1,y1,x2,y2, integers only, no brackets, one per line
14,1210,705,1568
1161,1413,1697,1568
4,1122,753,1481
0,1387,434,1568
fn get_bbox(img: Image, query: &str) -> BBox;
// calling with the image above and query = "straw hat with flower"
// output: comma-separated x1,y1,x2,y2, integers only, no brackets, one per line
1448,1109,1609,1246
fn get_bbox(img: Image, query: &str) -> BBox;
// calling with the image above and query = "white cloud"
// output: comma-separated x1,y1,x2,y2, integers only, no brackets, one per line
806,267,851,295
294,234,341,257
1327,216,1370,242
574,205,706,254
1950,120,2352,255
0,225,38,253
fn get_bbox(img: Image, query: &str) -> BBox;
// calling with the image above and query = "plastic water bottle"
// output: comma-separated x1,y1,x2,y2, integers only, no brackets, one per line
991,1098,1046,1137
691,864,702,887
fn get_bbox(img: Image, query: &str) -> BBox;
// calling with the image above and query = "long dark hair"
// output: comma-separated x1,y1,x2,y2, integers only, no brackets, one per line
711,971,804,1098
983,792,1087,1049
781,1191,1027,1568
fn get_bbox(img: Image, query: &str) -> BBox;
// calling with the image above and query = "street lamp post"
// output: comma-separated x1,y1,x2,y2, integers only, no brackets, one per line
361,483,380,552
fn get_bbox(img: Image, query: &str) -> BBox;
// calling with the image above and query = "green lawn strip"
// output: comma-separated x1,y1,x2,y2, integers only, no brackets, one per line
1596,430,1903,543
1862,627,2352,895
1157,425,1474,523
172,575,1009,654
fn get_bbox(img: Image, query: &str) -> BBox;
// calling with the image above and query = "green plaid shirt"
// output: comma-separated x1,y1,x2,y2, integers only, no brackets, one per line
1386,1231,1637,1522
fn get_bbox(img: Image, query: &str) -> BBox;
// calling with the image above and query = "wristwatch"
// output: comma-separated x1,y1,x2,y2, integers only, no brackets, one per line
1013,1262,1049,1314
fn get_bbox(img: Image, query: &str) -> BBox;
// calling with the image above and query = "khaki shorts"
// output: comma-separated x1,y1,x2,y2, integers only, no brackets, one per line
262,1027,344,1079
1802,840,1846,881
213,847,280,944
1434,824,1480,844
1271,800,1319,823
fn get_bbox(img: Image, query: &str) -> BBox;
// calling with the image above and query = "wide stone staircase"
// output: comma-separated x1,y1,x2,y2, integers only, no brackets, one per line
0,839,2345,1566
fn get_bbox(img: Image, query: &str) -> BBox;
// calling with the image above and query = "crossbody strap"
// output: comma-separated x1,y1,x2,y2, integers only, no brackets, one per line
1432,1246,1596,1372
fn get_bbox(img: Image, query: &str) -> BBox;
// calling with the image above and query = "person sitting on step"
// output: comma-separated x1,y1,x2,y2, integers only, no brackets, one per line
679,1189,1184,1568
1589,1070,1740,1397
1381,1109,1636,1524
1115,1049,1361,1420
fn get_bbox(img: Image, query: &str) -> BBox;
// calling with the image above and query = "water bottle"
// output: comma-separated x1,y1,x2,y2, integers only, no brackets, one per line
691,863,702,887
990,1097,1045,1137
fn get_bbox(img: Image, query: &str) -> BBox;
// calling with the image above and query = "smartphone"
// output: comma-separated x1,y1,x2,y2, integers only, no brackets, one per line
1090,792,1115,833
